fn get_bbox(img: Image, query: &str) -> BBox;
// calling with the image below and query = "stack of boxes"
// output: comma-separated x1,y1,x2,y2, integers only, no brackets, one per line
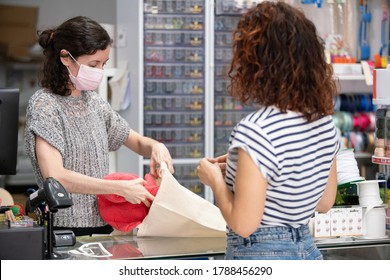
0,5,38,60
314,208,363,238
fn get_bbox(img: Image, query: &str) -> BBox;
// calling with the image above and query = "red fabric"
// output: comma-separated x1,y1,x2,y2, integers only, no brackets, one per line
106,243,143,258
97,173,159,232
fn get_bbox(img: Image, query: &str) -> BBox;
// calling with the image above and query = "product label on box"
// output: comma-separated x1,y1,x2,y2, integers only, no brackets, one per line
314,212,331,238
313,207,363,238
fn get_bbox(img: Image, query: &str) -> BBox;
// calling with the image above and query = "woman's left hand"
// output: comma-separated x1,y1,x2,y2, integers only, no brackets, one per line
197,158,225,189
150,143,174,178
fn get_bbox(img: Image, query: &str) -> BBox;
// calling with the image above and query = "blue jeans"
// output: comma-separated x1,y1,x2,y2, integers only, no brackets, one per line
225,225,323,260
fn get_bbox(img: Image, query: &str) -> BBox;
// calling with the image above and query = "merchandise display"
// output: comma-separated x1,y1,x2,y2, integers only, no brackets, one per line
213,0,257,156
143,0,207,197
2,0,390,262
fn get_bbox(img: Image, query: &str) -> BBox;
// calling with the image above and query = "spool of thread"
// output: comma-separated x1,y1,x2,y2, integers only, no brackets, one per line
362,206,387,239
376,138,385,147
349,132,356,148
367,94,374,111
334,96,341,111
367,133,376,152
342,112,353,131
355,132,365,152
375,137,386,157
353,115,360,130
354,180,384,207
376,108,385,155
368,112,376,131
360,113,370,131
359,95,368,111
375,147,386,157
387,190,390,205
347,95,357,113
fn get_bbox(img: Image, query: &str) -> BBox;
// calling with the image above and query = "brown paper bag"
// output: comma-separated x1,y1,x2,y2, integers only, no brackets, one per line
136,163,226,237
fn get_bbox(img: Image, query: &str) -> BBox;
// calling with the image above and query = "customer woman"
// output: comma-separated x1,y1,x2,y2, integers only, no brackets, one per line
25,16,174,236
197,1,339,260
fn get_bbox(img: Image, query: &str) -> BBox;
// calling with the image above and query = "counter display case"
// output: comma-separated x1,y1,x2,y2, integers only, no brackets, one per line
54,234,390,260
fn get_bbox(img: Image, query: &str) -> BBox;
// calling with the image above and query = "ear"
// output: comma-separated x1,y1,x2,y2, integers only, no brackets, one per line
59,49,72,66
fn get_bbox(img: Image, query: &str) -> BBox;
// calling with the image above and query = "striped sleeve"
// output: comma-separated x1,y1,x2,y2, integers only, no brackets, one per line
228,121,277,181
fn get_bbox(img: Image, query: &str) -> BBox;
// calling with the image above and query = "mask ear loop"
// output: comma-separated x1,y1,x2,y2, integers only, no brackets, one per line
65,51,82,78
67,51,81,66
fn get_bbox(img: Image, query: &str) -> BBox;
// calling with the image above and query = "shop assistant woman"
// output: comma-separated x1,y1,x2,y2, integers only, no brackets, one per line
25,16,174,236
197,1,340,260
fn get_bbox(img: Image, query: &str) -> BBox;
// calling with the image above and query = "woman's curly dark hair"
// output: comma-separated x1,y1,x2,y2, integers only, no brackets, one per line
228,1,336,122
38,16,113,96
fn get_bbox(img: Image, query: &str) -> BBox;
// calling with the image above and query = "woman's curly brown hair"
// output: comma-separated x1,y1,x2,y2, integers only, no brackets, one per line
228,1,336,122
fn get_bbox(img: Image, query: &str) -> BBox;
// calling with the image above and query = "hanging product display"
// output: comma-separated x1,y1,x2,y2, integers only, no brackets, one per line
359,0,372,60
374,0,388,68
370,67,390,232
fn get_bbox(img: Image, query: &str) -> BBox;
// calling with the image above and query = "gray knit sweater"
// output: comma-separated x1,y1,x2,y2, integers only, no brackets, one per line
24,89,130,228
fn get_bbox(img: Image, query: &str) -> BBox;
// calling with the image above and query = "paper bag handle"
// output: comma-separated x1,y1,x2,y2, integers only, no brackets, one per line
160,161,168,170
156,161,169,178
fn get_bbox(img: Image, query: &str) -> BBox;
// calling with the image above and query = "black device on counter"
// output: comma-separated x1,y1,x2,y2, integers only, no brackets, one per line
0,88,19,175
53,230,76,247
26,177,73,212
24,178,74,259
0,224,45,260
1,178,74,260
0,206,12,213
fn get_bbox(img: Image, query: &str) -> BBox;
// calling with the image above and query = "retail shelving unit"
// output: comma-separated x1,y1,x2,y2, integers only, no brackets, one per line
142,0,210,199
134,0,379,201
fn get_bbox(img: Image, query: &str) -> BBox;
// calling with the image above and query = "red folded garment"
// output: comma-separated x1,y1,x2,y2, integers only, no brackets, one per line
97,173,159,232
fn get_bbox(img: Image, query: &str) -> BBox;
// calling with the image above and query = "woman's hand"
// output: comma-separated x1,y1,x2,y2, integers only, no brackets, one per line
197,157,225,189
118,178,154,207
150,143,174,177
210,154,227,177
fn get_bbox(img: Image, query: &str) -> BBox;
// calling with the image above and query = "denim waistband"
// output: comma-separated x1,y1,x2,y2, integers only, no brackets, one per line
227,225,311,245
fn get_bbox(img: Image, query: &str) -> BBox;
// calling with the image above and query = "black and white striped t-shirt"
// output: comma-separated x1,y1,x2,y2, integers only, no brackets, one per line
225,106,340,228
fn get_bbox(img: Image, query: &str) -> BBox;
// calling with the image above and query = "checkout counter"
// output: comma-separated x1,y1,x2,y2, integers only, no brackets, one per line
53,233,390,260
0,219,389,260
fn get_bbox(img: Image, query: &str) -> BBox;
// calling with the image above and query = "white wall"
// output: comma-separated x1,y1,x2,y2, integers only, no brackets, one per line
115,0,143,174
0,0,116,28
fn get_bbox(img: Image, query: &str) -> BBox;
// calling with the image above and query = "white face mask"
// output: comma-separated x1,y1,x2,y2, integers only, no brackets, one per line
67,52,104,91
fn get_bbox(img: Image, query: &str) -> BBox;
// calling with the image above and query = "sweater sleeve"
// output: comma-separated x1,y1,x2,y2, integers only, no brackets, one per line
24,91,65,159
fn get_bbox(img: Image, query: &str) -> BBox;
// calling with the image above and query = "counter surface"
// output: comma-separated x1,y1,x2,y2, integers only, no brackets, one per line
55,235,227,260
54,234,390,260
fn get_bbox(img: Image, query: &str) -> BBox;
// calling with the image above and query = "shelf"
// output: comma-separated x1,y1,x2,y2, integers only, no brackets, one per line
336,74,366,81
372,156,390,165
2,61,42,71
354,152,372,159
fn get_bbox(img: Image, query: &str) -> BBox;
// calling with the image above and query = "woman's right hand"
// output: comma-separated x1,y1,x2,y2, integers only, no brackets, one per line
209,154,227,177
118,178,154,207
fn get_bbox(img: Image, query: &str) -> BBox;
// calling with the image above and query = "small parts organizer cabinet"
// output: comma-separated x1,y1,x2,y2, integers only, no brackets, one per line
142,0,207,197
371,68,390,230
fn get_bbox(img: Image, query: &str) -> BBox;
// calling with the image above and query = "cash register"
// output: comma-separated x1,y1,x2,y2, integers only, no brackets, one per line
0,88,74,259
